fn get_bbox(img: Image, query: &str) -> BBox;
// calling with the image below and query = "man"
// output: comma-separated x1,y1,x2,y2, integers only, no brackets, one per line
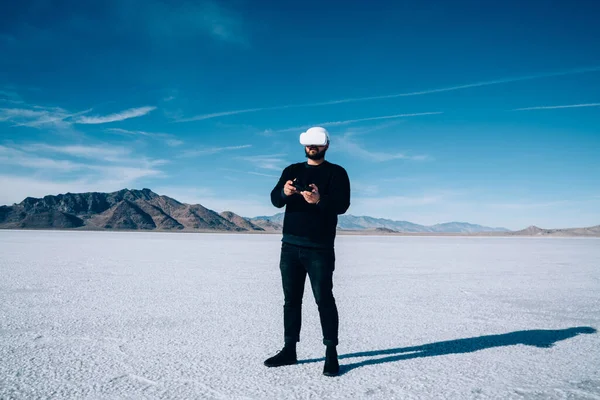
264,126,351,377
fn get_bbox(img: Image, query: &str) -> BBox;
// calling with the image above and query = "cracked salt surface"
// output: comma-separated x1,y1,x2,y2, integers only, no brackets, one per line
1,230,599,399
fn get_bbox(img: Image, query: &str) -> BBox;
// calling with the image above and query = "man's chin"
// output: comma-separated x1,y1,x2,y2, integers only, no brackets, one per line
305,150,326,160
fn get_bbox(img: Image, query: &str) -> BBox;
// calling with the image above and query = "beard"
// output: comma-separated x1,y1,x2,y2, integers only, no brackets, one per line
305,147,327,160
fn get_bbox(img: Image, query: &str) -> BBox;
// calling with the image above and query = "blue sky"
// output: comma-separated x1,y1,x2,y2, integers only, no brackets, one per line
1,0,599,230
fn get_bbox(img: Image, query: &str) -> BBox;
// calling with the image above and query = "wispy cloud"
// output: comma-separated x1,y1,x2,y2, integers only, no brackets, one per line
96,164,164,182
342,120,405,137
349,194,446,218
1,143,166,171
165,139,185,147
513,103,600,111
275,112,443,133
259,129,276,137
0,98,25,105
181,144,252,157
0,143,167,205
219,167,280,178
0,95,154,135
150,185,280,217
106,128,184,147
0,91,90,131
0,108,48,121
325,112,441,127
17,143,131,162
237,154,288,171
176,105,441,125
247,171,279,178
312,66,600,106
0,171,159,206
350,181,381,196
0,145,82,172
175,65,600,122
0,106,90,130
76,106,156,124
0,175,94,206
176,108,265,123
335,131,430,162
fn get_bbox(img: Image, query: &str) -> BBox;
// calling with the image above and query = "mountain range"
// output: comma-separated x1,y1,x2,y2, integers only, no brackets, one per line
1,188,598,236
250,213,510,233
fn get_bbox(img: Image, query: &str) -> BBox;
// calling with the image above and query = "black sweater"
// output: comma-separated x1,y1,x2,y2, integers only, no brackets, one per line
270,161,351,248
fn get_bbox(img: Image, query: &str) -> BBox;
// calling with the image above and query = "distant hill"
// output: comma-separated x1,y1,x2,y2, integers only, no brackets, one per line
1,188,598,236
509,225,600,237
251,213,509,233
0,188,262,232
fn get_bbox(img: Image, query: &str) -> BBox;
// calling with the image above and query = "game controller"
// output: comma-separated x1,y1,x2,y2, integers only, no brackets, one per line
292,180,313,193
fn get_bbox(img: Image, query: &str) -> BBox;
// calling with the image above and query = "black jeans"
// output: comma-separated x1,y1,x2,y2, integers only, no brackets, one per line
279,242,339,347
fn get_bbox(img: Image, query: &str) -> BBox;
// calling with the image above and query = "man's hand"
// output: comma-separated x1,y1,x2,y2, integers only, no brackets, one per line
283,180,297,196
301,184,320,204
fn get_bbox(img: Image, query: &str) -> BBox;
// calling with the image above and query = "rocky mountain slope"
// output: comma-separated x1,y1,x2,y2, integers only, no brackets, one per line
220,211,264,231
0,189,261,232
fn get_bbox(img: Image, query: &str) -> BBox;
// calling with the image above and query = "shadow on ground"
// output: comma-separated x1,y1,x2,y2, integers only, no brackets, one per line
298,327,597,376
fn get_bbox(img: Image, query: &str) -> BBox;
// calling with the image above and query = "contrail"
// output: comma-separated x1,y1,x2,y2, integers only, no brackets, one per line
176,65,600,122
76,106,156,124
317,112,444,127
276,112,443,133
315,66,600,105
513,102,600,111
176,108,268,122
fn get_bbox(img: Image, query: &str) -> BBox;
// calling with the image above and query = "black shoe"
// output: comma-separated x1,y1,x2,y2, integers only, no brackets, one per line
264,346,297,368
323,346,339,377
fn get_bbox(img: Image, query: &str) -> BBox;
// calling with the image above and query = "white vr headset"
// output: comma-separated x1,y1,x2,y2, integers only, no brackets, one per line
299,127,330,146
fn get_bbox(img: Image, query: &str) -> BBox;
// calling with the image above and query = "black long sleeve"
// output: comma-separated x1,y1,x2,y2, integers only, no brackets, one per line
316,167,350,215
269,161,351,248
270,166,292,208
